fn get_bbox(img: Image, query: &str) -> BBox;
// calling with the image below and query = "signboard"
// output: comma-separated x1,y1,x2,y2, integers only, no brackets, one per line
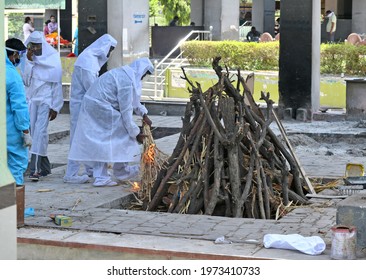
5,0,65,9
133,13,146,24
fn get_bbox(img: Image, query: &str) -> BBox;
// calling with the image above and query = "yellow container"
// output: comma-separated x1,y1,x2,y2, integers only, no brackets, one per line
55,215,72,227
345,163,364,177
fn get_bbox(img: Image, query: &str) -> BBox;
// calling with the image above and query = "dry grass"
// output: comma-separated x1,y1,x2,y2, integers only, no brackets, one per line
136,124,169,204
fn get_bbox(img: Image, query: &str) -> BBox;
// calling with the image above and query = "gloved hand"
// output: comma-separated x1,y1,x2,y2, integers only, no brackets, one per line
136,132,147,144
142,114,152,128
49,109,58,121
23,132,32,147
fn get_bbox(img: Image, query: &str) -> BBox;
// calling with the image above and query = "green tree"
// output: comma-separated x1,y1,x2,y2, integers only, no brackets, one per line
160,0,191,25
149,0,161,18
7,13,24,40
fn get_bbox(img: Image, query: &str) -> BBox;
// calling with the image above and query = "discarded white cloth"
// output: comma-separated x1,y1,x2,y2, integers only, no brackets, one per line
214,236,232,244
263,234,326,255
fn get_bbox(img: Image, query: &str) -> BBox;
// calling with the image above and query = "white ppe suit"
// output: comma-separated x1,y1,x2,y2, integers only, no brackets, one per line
21,31,63,175
64,34,117,183
68,58,154,186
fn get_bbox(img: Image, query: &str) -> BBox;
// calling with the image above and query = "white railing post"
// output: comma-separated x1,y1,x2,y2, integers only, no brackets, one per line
150,29,212,100
154,59,158,99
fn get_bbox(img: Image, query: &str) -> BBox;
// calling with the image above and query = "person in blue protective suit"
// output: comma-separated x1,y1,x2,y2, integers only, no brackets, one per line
63,34,117,184
5,38,32,186
72,27,78,56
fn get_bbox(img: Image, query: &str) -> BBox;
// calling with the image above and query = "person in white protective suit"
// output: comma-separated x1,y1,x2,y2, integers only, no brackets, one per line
63,34,117,184
21,31,63,181
68,58,153,187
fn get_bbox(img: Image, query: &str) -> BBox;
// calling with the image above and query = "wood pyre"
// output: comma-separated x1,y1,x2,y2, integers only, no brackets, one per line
139,57,309,219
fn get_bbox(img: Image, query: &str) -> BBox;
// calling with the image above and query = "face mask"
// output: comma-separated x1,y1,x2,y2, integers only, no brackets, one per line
13,57,20,67
29,44,43,56
6,48,24,66
33,48,42,56
51,19,55,22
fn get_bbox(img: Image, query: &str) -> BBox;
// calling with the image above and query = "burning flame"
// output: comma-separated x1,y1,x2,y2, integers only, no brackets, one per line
143,144,156,163
131,182,140,192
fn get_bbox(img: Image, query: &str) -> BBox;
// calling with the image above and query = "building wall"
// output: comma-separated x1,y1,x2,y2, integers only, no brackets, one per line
221,0,240,40
191,0,203,26
325,0,337,12
252,0,275,35
107,0,149,67
122,0,149,65
352,0,366,34
204,0,222,40
203,0,239,41
107,0,123,68
78,0,108,54
252,0,265,33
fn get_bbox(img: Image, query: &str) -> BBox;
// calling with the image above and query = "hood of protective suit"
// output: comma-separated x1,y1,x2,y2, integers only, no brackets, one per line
74,34,117,74
23,31,62,83
123,58,154,110
5,50,15,68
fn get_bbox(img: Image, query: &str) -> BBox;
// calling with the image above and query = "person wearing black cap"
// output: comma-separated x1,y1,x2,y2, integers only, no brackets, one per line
5,38,31,186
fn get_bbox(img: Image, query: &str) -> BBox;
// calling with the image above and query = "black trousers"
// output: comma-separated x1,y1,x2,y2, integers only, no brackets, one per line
29,154,51,175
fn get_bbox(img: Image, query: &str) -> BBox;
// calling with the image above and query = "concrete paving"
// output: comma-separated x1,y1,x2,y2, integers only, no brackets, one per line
17,112,366,260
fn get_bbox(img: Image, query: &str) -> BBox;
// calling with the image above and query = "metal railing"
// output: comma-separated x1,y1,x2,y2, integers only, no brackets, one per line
239,21,252,42
151,27,213,99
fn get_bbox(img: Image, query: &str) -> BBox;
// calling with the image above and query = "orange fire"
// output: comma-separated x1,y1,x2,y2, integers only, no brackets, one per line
131,182,141,192
143,144,156,163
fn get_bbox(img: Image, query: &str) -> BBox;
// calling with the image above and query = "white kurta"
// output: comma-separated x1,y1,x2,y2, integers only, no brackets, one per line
69,67,141,163
26,78,63,156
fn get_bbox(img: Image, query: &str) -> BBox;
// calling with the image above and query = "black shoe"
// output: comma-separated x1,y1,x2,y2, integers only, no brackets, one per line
39,170,51,177
29,173,40,182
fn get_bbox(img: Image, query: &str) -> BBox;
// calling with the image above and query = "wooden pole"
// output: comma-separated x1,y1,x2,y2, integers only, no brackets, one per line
272,109,316,194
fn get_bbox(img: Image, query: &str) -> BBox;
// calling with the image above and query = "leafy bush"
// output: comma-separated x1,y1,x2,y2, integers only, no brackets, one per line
181,41,366,76
320,43,366,75
182,40,279,71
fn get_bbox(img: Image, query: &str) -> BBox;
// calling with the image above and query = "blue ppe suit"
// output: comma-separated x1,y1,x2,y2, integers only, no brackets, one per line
5,55,30,185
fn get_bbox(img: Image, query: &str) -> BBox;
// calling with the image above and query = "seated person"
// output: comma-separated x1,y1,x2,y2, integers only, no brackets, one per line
47,15,58,34
43,20,51,36
169,16,179,26
246,27,261,42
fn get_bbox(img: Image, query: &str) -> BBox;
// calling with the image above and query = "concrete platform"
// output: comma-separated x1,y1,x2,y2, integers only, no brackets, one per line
17,113,366,260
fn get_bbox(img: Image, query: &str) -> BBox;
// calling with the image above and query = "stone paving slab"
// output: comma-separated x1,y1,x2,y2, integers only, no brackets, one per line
17,113,366,260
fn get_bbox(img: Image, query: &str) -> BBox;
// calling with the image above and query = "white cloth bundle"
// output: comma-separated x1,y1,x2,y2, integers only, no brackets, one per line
263,234,326,255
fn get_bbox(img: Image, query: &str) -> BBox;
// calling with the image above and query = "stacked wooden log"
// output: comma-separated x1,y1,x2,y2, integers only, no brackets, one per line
142,57,308,219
